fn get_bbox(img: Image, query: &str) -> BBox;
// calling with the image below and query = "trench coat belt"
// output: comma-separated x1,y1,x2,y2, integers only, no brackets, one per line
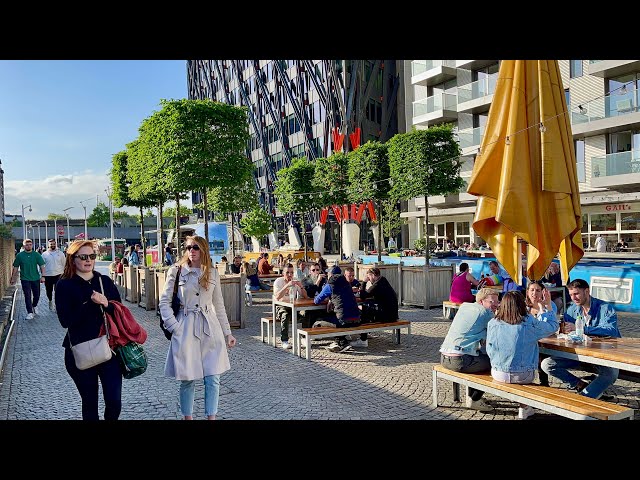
182,305,211,339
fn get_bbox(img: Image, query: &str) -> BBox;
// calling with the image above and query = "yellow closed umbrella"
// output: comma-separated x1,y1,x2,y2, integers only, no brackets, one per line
467,60,583,284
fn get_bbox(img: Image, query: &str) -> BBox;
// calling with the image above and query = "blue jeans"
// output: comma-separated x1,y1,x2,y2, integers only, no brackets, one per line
20,279,41,314
246,282,270,291
179,375,221,417
540,356,619,399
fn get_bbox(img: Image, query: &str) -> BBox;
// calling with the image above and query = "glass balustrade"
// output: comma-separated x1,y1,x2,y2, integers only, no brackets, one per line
457,126,485,149
457,73,498,104
591,150,640,178
571,90,639,124
413,93,457,118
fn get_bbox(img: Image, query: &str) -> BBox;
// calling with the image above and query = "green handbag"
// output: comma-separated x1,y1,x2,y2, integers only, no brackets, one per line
115,341,148,379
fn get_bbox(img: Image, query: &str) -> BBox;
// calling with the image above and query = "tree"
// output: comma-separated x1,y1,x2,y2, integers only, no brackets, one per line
47,213,65,220
134,99,250,256
113,211,132,220
274,157,318,259
381,198,403,242
87,202,110,227
240,207,273,242
388,125,463,309
163,206,192,220
347,141,391,260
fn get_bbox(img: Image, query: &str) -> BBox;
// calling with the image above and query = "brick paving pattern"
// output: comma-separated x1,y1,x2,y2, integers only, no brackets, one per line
1,285,639,420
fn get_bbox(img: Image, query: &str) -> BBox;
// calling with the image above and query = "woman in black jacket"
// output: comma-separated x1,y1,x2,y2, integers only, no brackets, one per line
55,240,122,420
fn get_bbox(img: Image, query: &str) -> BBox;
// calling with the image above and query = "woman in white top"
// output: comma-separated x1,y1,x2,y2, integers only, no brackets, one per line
526,280,557,388
159,235,237,420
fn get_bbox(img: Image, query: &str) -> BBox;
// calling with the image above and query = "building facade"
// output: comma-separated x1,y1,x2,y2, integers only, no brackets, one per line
186,60,401,252
403,60,640,253
0,159,4,224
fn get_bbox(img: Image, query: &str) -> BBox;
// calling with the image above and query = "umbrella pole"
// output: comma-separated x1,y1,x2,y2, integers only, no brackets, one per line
424,196,430,310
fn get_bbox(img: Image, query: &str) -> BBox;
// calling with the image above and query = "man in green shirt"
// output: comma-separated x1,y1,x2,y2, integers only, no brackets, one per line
10,238,46,319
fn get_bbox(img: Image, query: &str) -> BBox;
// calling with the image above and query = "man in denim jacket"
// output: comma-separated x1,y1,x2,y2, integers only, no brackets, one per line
439,288,500,412
541,278,621,400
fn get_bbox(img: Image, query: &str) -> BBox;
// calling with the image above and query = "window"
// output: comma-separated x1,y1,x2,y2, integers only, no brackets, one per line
575,140,585,182
621,212,640,231
570,60,583,78
591,213,616,232
590,277,633,304
565,89,570,108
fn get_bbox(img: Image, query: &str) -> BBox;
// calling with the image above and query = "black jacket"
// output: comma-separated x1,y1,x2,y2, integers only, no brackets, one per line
359,276,398,322
55,272,121,348
327,274,360,322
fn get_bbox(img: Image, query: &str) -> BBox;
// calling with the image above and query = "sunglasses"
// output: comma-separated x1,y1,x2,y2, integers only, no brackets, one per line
75,253,97,261
311,269,319,272
185,245,200,251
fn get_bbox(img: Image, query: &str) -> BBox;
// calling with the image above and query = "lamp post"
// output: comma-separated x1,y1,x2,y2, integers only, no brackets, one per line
43,220,48,243
63,207,73,245
105,187,116,261
21,204,32,241
79,197,92,240
37,222,42,249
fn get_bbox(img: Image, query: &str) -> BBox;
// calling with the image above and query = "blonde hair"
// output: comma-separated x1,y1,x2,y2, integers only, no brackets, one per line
61,240,98,279
475,287,498,302
178,235,213,289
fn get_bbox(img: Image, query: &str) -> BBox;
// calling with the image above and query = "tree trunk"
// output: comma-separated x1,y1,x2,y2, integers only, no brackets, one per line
158,202,164,267
377,201,382,263
303,212,308,261
424,195,430,310
203,189,209,248
230,213,236,259
175,193,181,258
140,207,146,266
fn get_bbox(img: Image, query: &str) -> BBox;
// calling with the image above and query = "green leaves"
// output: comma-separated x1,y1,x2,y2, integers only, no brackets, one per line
240,207,273,238
274,157,317,214
87,202,110,227
313,152,350,207
347,141,390,203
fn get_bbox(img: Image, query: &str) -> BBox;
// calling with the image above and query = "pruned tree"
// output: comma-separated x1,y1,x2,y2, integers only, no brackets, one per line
87,202,110,227
240,207,273,246
347,141,390,261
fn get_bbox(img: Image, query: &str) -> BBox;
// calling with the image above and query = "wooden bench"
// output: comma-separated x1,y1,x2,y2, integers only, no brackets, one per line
432,364,634,420
442,301,461,320
245,289,273,306
260,316,274,344
296,320,411,360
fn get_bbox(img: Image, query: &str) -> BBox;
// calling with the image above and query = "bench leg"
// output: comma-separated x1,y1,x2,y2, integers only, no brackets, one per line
453,382,461,403
272,317,277,348
443,305,447,319
260,320,265,343
432,369,439,407
305,336,311,360
395,329,400,344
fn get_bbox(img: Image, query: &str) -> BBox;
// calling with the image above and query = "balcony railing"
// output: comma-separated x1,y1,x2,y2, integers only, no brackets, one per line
457,125,486,149
411,60,456,77
457,73,498,104
571,89,639,124
413,93,457,117
591,149,640,178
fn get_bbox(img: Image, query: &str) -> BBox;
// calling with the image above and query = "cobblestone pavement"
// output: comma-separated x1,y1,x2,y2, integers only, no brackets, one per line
1,285,639,420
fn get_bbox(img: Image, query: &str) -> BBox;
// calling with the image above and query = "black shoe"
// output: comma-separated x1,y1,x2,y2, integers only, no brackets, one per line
574,380,589,393
600,393,615,401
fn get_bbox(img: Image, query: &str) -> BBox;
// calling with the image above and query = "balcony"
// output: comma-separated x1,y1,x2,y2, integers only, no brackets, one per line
588,60,640,78
591,150,640,189
457,125,485,154
411,60,457,87
456,73,498,114
455,60,498,70
571,89,640,136
412,93,458,126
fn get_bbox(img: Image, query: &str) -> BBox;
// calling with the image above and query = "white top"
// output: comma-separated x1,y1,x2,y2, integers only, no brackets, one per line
41,249,66,276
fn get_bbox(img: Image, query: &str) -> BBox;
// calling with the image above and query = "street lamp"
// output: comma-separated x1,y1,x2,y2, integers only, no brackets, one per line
63,207,74,245
105,187,116,261
36,222,42,249
79,197,92,241
21,204,32,241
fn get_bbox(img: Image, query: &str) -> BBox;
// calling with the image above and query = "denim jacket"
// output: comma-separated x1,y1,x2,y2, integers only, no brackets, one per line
564,296,621,338
486,310,558,374
439,302,494,356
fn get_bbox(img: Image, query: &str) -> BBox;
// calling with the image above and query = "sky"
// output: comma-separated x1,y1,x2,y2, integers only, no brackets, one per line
0,60,188,221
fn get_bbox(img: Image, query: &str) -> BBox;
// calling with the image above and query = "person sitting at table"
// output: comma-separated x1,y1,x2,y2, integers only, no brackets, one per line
229,255,243,274
294,258,308,281
355,267,399,348
302,262,327,297
258,252,274,275
439,287,500,412
313,265,360,353
344,267,360,293
541,261,568,314
244,261,270,292
487,290,558,420
525,280,558,387
272,263,309,350
540,278,621,401
449,262,479,305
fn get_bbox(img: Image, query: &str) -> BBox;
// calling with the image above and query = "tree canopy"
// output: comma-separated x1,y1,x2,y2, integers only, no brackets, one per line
240,207,273,238
347,141,391,204
314,152,350,208
87,202,110,227
274,157,318,214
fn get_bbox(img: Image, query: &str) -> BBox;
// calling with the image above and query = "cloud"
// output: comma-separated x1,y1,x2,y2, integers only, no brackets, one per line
4,170,191,219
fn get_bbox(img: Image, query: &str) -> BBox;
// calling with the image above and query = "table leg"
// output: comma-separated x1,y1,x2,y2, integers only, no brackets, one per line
291,307,298,355
272,302,277,348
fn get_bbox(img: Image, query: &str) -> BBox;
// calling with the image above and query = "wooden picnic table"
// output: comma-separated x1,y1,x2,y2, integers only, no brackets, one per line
539,335,640,374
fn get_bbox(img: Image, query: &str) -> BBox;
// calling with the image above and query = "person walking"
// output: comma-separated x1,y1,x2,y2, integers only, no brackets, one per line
10,238,46,319
41,239,66,311
159,235,237,420
55,240,123,420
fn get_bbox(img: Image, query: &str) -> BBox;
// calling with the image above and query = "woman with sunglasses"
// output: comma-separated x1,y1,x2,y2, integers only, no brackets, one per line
55,240,123,420
159,235,237,420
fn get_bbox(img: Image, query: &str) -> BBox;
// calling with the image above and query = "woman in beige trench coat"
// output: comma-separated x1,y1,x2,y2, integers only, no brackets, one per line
159,235,237,420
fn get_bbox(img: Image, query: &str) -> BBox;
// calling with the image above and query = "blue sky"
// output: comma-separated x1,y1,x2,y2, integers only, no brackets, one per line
0,60,187,220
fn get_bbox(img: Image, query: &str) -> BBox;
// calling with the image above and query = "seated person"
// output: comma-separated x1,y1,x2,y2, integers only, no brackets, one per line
344,267,360,293
355,267,399,348
487,290,558,420
449,262,479,305
439,288,500,412
244,261,270,291
229,255,243,274
313,266,360,353
258,253,274,275
526,280,558,387
541,261,568,313
294,258,308,281
540,279,620,400
273,263,308,350
302,262,327,297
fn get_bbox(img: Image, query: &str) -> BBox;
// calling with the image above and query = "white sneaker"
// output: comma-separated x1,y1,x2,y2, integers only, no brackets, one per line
281,341,292,350
466,397,494,412
350,339,368,348
518,405,535,420
26,313,34,320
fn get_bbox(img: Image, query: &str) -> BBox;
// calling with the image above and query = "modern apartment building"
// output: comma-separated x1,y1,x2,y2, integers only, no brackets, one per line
403,60,640,252
0,158,4,224
186,60,401,253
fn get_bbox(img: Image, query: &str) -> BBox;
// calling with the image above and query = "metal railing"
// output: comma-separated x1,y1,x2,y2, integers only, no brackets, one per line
411,60,456,76
591,149,640,178
413,92,457,117
457,73,498,104
571,89,639,125
457,125,486,149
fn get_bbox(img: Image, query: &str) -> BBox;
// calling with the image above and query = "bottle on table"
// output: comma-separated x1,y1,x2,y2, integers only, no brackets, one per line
575,313,585,342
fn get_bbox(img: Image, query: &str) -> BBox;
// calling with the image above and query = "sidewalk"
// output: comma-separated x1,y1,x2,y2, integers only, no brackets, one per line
1,285,639,420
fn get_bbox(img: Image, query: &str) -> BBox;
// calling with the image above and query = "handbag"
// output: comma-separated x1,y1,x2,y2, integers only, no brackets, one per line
115,341,147,379
69,276,113,370
161,266,181,340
